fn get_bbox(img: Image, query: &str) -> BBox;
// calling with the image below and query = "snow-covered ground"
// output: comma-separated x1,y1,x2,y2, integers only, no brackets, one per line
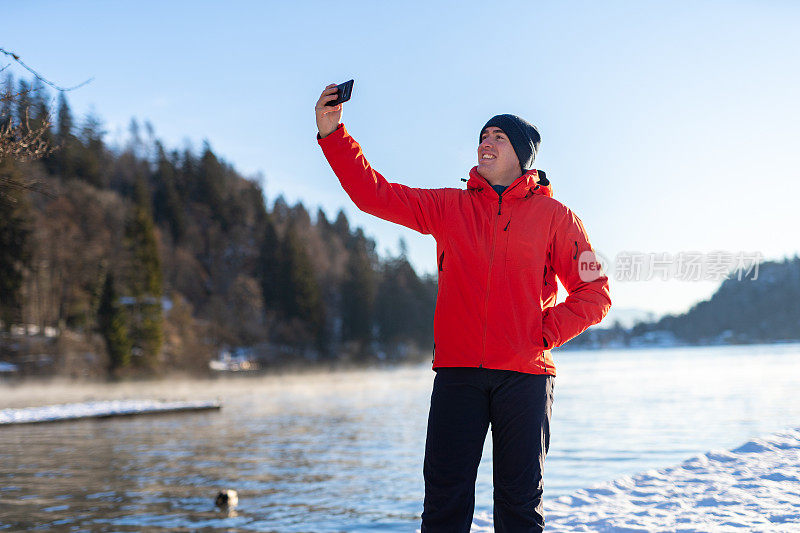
470,426,800,532
0,399,220,425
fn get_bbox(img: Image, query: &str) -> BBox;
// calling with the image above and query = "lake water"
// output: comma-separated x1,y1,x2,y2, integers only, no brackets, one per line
2,343,799,531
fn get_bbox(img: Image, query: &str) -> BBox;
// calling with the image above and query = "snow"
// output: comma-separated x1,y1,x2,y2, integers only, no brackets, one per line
0,399,220,425
469,427,800,532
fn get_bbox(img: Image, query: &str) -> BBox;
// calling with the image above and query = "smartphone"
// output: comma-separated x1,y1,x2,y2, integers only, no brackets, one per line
326,79,354,107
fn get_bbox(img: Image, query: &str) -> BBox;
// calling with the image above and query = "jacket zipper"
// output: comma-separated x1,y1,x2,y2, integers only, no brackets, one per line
480,193,503,368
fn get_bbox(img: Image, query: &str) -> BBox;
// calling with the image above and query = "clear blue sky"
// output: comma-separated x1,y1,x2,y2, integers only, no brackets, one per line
3,0,799,317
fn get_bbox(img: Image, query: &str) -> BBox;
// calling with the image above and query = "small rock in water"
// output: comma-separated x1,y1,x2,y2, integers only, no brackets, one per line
215,489,238,509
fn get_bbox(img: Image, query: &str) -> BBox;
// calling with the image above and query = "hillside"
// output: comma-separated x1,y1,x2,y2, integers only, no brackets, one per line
0,74,436,379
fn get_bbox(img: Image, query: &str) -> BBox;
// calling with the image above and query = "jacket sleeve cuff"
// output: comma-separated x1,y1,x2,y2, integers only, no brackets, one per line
317,123,346,145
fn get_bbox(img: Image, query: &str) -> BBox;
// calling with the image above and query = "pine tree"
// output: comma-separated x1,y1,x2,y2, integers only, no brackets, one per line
271,195,290,226
28,80,54,148
198,142,229,229
177,147,196,199
280,222,325,346
258,212,282,311
57,91,73,139
376,252,436,352
316,208,330,232
341,230,377,346
0,158,32,330
124,175,164,370
97,271,132,372
49,91,77,177
74,110,107,188
333,209,350,239
152,143,186,243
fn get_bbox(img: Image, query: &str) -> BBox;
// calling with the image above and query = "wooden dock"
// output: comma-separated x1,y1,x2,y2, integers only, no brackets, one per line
0,399,222,426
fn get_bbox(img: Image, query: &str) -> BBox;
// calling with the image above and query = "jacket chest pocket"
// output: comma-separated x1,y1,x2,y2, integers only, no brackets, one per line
504,221,544,272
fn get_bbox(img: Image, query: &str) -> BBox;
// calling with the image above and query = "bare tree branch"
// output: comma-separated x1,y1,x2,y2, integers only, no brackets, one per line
0,46,94,199
0,101,56,164
0,47,93,92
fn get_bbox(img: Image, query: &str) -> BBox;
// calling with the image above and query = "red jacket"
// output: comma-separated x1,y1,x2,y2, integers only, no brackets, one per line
318,123,611,376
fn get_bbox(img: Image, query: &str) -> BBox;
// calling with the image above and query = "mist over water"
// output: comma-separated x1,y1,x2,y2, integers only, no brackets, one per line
2,344,800,531
1,366,433,532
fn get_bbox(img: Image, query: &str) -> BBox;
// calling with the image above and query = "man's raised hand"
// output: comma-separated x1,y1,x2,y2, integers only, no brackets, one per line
315,83,342,139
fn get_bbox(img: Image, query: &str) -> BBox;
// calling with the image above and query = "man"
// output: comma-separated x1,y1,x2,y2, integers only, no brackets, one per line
315,83,611,532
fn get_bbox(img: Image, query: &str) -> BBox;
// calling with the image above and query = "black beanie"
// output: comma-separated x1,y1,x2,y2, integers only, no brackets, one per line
480,114,541,171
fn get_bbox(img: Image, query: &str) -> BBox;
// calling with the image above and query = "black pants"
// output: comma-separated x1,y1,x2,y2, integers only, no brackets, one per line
421,367,555,533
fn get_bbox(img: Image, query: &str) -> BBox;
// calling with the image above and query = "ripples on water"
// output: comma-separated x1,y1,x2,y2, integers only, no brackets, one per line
1,344,799,531
1,367,431,532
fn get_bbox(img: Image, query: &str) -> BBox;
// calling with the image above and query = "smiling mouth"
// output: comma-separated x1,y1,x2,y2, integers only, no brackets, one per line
480,154,496,161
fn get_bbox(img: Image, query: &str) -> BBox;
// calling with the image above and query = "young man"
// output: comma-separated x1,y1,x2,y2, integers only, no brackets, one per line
315,83,611,532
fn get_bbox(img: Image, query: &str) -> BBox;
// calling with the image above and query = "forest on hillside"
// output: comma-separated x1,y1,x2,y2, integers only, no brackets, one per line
0,74,437,379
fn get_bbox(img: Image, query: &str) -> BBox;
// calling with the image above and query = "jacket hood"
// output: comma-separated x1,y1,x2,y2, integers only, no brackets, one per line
466,167,553,199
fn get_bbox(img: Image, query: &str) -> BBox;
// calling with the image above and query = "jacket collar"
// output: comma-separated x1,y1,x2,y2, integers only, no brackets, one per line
466,167,553,199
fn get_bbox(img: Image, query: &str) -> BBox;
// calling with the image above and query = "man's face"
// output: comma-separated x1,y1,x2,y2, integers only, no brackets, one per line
477,127,522,185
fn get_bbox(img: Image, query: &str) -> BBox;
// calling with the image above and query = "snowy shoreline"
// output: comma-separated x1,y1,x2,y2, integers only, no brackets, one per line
0,399,221,425
469,426,800,532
